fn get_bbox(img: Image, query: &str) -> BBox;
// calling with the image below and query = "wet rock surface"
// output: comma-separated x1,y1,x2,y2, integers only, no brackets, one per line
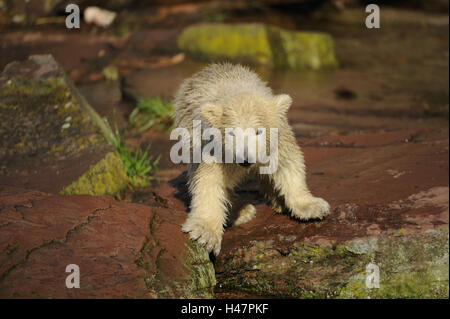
212,129,449,298
0,185,215,298
148,128,449,298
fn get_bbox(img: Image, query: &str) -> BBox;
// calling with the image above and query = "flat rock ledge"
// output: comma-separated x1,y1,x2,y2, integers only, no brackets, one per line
0,186,215,298
155,128,449,298
213,129,449,298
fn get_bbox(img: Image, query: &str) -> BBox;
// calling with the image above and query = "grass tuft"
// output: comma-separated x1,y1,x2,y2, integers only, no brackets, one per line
112,124,160,188
129,97,173,132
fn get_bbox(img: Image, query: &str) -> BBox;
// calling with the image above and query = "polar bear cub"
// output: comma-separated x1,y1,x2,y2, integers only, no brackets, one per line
173,63,330,255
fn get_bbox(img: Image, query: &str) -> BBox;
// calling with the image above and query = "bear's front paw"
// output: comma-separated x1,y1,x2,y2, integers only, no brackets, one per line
182,217,223,255
290,196,330,221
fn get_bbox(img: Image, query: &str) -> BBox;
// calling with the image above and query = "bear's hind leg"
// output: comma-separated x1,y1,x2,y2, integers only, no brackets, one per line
226,191,257,226
233,204,257,226
260,176,285,214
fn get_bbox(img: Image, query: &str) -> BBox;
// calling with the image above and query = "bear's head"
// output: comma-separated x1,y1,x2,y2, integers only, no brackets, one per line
200,92,292,168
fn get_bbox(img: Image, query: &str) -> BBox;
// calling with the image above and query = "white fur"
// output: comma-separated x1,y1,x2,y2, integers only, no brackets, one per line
174,63,330,255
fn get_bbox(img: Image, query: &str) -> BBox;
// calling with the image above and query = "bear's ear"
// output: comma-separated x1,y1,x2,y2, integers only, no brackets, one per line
201,103,223,126
273,94,292,114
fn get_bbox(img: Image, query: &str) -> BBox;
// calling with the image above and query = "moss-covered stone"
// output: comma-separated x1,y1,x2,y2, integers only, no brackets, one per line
0,75,106,163
217,230,449,298
178,23,273,66
337,230,449,299
0,55,127,195
267,26,338,70
61,152,129,196
184,240,216,298
177,23,338,70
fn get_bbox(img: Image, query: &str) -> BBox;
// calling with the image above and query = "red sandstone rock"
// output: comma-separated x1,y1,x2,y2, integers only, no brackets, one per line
151,129,449,298
0,186,214,298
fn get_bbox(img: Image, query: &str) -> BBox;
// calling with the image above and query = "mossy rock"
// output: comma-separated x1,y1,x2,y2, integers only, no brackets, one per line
0,55,127,195
178,23,273,66
61,152,129,196
184,240,216,298
216,230,449,298
177,23,338,70
267,26,338,70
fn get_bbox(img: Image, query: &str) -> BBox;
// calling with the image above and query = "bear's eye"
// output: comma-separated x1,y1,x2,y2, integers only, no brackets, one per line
227,130,235,136
256,128,263,135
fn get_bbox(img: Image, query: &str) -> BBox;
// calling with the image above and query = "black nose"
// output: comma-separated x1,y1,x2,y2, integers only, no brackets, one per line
239,160,252,167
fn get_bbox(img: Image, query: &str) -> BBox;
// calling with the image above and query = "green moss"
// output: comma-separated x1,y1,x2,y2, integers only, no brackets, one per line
339,231,449,299
184,240,216,298
267,26,339,70
178,23,274,66
61,152,129,196
102,66,119,82
217,230,449,298
177,23,338,70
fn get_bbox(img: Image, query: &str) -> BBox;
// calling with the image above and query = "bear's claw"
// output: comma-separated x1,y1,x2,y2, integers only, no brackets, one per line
182,217,222,255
